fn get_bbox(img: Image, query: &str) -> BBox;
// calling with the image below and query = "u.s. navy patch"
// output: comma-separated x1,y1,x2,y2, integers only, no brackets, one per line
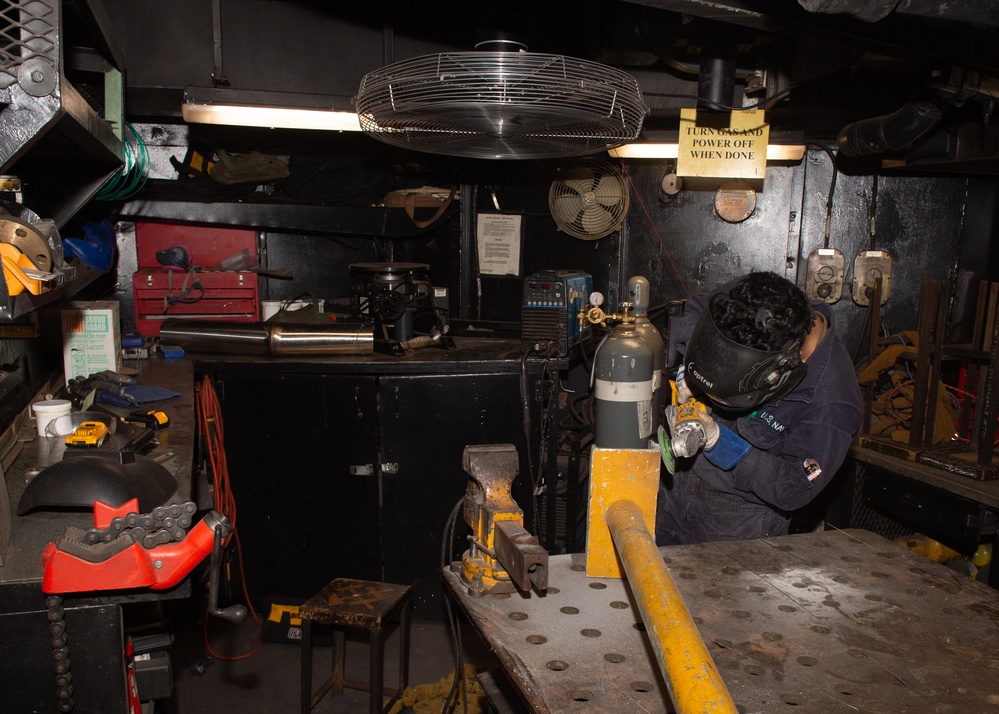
758,410,787,433
803,458,822,481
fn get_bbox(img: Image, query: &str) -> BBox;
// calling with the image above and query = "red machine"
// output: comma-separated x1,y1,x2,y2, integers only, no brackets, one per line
41,497,240,616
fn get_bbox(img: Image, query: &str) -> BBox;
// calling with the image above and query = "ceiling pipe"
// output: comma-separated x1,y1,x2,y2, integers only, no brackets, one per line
837,101,944,157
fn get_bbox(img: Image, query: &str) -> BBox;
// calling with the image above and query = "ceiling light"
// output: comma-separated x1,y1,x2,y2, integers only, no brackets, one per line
182,87,361,131
607,143,805,161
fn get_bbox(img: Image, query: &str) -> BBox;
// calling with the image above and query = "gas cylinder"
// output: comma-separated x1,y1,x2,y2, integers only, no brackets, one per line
593,322,655,449
628,275,664,437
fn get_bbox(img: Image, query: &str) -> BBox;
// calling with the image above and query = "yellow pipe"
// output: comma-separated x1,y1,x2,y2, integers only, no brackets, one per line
606,498,738,714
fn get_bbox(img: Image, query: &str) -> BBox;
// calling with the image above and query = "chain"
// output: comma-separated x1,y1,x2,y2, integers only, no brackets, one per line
82,501,197,549
46,595,74,712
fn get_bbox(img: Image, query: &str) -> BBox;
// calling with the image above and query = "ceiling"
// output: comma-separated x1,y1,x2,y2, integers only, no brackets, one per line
76,0,999,171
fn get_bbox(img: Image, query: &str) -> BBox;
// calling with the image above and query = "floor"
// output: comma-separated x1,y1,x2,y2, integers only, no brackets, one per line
157,594,504,714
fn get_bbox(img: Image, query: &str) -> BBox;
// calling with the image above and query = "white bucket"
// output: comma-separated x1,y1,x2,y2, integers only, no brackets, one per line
31,399,73,437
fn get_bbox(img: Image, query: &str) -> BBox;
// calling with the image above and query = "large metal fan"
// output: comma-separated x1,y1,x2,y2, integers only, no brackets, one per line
549,160,630,240
354,51,647,160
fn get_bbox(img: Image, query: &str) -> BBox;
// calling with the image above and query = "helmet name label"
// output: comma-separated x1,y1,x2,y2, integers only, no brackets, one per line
687,362,714,389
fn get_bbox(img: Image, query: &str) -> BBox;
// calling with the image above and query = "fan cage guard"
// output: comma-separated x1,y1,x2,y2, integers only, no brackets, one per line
548,160,630,240
355,52,647,159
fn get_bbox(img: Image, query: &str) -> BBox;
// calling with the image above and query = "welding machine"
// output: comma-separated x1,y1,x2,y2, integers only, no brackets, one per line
521,270,592,357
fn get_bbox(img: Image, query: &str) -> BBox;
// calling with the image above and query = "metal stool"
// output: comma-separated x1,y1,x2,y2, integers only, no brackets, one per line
299,578,413,714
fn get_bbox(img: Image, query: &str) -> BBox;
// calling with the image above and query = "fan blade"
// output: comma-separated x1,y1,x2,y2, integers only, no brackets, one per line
563,177,595,197
592,173,627,207
551,194,586,226
581,203,617,237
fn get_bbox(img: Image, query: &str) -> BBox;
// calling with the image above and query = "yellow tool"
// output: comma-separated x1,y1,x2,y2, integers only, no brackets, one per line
65,421,110,448
669,398,711,458
0,242,45,296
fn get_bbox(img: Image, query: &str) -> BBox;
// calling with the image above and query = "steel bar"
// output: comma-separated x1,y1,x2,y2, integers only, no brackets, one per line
605,498,738,714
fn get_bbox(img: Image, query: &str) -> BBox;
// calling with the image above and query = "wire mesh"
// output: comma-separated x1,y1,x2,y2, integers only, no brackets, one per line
355,52,647,159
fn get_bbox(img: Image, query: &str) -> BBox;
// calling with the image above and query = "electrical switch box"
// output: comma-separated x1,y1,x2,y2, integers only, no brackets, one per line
852,250,892,306
806,248,845,304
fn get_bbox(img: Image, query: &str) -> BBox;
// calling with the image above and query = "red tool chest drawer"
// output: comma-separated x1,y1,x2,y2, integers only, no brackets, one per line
134,270,259,336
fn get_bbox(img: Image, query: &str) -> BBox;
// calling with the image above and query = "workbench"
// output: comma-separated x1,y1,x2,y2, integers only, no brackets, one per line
445,528,999,713
0,357,197,713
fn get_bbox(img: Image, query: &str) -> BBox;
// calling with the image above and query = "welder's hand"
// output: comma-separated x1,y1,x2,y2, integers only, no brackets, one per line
675,364,693,404
701,411,720,450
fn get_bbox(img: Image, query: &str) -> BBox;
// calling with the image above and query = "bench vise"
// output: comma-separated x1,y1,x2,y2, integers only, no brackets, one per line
457,444,548,597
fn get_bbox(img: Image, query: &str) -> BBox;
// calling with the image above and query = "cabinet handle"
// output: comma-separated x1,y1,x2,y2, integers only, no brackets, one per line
394,386,400,417
354,386,362,418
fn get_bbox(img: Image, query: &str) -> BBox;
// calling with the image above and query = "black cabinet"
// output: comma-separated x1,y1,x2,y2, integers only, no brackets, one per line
207,346,541,620
379,372,537,619
214,371,382,603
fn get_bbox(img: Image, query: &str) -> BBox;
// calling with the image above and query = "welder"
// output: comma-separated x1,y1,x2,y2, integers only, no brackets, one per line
656,272,862,545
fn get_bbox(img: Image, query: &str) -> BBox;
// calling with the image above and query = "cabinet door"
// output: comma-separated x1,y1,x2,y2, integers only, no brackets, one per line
215,372,381,604
379,372,539,620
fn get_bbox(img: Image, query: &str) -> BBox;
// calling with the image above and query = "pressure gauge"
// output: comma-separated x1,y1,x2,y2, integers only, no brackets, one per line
590,291,605,307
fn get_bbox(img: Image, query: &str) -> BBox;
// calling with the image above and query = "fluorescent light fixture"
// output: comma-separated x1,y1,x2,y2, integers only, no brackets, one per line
182,87,361,131
607,143,806,161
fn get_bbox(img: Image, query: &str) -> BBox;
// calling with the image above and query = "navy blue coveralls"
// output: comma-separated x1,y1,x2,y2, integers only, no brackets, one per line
655,292,863,546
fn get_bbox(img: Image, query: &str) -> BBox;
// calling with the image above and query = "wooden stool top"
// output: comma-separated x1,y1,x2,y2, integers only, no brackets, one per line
299,578,412,629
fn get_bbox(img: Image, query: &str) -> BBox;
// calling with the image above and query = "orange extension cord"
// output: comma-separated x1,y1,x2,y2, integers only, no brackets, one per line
195,375,262,660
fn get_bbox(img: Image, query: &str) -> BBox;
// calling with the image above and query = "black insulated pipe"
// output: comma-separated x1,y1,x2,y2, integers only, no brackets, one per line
697,46,737,114
837,101,944,157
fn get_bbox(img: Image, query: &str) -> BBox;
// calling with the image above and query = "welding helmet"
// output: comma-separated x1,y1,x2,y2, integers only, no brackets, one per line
683,294,808,411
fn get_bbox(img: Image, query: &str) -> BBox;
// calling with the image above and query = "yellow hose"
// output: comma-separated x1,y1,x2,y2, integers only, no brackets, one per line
606,499,738,714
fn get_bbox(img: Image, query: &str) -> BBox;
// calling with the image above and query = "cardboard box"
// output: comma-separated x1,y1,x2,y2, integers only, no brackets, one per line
62,301,122,382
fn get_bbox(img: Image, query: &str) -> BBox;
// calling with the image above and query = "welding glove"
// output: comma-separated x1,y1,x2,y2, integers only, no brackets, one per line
703,420,752,471
674,364,693,404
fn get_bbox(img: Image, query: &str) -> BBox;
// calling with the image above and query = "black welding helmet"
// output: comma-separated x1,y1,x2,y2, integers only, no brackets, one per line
683,294,808,411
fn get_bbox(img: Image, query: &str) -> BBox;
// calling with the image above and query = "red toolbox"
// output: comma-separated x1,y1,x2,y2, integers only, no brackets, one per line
133,223,259,336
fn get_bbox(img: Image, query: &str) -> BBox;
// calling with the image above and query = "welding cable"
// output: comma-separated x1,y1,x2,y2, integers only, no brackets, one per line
440,496,468,714
195,376,262,661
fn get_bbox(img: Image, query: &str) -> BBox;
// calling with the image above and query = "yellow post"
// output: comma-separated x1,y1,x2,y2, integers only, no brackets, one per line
606,498,738,714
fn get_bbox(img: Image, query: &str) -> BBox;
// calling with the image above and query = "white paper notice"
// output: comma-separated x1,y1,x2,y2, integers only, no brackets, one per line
476,213,522,276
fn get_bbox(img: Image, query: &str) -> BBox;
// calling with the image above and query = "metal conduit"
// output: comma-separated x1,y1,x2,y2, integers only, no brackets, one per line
605,499,738,714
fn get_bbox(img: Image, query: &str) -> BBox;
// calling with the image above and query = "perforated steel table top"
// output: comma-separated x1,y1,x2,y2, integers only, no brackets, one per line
444,528,999,713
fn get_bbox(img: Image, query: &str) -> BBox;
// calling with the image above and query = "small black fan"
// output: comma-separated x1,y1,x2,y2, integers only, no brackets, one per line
548,160,630,240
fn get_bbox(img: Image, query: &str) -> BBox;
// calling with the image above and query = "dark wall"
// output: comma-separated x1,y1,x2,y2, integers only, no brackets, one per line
459,152,973,362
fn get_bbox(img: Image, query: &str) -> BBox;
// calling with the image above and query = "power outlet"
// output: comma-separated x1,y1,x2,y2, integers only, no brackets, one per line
852,250,892,306
805,248,845,304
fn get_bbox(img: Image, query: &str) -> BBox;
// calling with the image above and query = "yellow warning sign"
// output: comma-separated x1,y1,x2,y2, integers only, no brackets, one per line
677,108,770,179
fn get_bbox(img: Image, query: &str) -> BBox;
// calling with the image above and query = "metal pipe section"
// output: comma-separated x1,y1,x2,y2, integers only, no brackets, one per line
159,319,374,356
605,499,738,714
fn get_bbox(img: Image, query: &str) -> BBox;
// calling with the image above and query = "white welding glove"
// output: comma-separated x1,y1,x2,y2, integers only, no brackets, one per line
675,364,693,404
701,410,720,451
